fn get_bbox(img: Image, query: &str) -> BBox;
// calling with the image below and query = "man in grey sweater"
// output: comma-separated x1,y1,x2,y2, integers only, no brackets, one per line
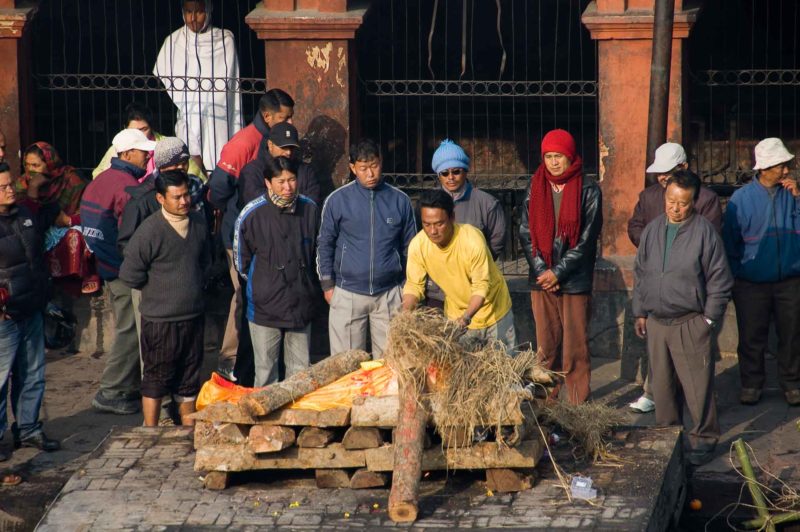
119,171,210,426
426,139,506,306
632,170,733,466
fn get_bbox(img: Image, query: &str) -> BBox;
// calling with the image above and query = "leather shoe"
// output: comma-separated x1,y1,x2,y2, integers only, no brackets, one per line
14,432,61,452
740,388,762,405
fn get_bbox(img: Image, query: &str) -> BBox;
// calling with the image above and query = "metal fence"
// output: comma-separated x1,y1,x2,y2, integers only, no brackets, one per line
688,0,800,194
29,0,265,173
354,0,598,273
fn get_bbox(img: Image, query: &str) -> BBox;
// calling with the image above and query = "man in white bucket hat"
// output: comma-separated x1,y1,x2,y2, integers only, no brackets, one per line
626,142,722,413
722,137,800,407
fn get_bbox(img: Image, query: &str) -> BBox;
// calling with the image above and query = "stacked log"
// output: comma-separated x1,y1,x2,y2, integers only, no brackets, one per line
193,393,545,493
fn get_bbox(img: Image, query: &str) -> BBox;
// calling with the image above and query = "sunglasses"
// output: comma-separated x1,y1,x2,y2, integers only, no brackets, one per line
439,168,464,177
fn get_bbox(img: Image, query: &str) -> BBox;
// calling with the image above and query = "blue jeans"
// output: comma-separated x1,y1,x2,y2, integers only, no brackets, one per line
0,313,46,440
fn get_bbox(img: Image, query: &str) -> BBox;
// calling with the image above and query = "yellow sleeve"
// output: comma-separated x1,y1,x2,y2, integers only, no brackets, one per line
467,230,491,299
92,145,115,179
403,236,428,301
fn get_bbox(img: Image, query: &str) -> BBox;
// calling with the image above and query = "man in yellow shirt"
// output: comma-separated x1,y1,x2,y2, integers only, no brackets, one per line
402,190,516,349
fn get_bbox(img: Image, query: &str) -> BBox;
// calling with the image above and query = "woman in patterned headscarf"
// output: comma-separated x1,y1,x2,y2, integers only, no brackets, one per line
17,142,99,294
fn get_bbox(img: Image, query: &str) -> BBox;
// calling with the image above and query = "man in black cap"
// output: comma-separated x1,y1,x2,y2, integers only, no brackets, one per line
239,121,320,207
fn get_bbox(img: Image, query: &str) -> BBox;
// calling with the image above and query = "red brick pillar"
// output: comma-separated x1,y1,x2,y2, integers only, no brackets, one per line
582,0,698,259
246,1,367,187
0,3,37,173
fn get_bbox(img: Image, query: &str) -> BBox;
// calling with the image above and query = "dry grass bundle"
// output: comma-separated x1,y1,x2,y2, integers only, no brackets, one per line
543,401,627,462
383,308,543,446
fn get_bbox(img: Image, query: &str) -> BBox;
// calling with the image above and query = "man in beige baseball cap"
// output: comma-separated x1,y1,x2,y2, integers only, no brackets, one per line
723,137,800,407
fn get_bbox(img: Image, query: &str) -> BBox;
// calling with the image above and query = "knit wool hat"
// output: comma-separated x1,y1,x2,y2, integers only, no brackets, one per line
431,139,470,174
753,137,795,170
540,129,577,161
153,137,189,169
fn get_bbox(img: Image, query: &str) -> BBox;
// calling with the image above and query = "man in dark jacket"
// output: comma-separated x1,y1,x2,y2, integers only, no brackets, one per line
239,121,321,207
317,139,417,358
626,143,723,414
0,163,61,457
234,157,320,386
723,137,800,406
633,170,733,466
627,143,722,247
119,171,210,426
207,89,294,379
81,128,156,415
519,129,603,404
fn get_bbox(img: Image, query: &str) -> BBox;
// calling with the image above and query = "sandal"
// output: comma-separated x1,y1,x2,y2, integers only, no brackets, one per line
1,474,22,487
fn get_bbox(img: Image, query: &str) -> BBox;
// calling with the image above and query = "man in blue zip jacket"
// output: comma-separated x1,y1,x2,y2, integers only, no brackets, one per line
316,139,416,357
723,137,800,407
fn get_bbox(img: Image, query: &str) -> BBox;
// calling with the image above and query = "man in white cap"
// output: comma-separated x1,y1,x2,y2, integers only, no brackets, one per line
80,128,156,415
626,142,723,413
723,137,800,407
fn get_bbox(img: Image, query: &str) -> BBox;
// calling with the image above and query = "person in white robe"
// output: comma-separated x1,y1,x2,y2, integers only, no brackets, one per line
154,0,242,175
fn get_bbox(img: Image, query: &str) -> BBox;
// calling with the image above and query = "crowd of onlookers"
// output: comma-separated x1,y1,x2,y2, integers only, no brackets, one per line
2,0,799,490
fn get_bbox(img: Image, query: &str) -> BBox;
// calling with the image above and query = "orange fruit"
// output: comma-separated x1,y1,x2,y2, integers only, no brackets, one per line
689,499,702,511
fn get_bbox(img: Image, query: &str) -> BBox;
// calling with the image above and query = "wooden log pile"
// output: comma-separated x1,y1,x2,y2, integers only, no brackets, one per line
192,352,547,497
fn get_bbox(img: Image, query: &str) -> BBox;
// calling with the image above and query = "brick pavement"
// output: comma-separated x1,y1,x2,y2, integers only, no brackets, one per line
38,425,683,531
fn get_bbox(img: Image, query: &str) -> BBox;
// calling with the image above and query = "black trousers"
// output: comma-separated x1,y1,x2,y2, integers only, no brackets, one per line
732,277,800,392
140,315,204,399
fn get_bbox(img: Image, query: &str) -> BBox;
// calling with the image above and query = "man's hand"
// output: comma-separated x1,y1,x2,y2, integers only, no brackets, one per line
536,270,560,292
55,211,71,228
634,317,647,339
323,288,334,305
781,178,800,197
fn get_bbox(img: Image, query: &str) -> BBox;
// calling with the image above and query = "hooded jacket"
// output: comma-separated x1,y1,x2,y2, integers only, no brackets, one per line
519,175,603,294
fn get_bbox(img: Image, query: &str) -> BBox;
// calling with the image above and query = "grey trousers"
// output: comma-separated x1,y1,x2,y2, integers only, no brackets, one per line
328,286,402,358
99,278,141,398
219,249,243,367
646,314,719,450
249,322,310,387
462,310,517,351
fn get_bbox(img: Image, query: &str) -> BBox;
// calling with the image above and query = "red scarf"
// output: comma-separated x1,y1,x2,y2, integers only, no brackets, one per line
527,156,583,267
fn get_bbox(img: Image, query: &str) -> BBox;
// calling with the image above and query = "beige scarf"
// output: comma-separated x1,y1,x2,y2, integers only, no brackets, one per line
161,207,189,239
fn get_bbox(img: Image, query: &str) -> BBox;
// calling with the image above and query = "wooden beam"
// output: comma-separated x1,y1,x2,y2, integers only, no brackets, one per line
247,425,296,454
350,468,388,489
342,427,384,450
365,439,545,472
315,469,352,488
203,471,231,490
351,395,399,427
195,443,366,472
297,427,337,448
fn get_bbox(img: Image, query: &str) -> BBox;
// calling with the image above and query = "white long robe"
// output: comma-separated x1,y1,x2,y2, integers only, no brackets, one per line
154,25,243,171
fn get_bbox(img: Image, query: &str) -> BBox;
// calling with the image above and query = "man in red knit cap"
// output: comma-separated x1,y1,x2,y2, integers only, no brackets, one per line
519,129,603,404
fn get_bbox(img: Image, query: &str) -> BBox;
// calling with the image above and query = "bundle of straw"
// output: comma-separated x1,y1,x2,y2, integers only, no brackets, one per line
543,401,627,462
383,309,543,446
